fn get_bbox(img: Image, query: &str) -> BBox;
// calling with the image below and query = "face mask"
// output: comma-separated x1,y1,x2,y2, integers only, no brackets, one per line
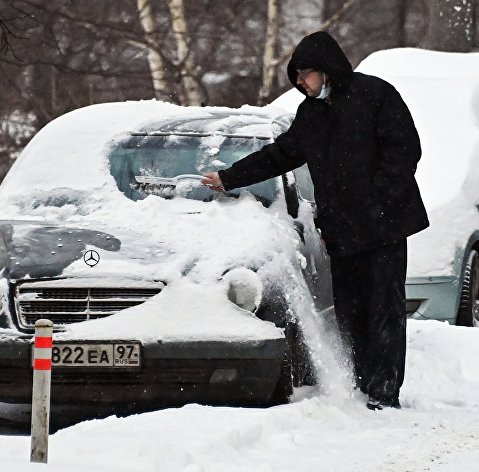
317,83,331,99
316,73,331,100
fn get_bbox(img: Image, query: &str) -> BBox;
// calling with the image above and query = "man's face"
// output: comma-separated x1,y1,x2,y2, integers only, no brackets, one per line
296,69,326,97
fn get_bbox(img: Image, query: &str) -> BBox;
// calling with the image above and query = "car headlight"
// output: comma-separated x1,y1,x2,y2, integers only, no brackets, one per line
223,268,262,313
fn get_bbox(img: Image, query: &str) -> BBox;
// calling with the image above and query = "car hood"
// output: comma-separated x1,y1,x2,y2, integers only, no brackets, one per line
0,190,303,284
0,213,293,342
0,216,207,283
0,195,305,342
0,220,122,280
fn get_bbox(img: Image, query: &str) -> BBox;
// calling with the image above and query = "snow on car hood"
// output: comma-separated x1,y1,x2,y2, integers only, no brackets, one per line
9,194,304,341
1,192,300,285
273,49,479,277
0,101,307,342
1,189,298,342
0,220,121,280
57,278,281,343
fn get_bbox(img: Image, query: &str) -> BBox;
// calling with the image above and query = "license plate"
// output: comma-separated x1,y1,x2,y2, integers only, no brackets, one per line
49,343,141,368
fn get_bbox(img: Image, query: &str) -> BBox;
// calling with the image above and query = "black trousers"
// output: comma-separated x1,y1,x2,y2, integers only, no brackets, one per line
329,239,407,402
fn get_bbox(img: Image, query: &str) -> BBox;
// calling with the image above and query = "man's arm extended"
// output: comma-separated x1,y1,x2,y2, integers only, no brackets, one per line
202,118,305,191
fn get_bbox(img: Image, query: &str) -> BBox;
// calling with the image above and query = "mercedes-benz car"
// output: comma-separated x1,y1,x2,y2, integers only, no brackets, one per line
0,102,333,421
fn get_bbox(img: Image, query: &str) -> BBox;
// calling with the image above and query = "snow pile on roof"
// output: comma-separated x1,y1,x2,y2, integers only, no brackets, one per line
270,87,304,112
0,102,286,197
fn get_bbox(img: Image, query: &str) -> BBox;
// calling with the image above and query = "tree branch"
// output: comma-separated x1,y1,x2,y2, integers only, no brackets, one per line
0,14,17,56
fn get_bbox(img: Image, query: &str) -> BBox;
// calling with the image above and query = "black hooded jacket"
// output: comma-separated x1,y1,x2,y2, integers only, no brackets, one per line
219,32,429,256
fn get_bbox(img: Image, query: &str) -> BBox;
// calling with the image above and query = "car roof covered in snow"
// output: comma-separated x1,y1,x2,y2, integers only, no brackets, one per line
0,101,291,199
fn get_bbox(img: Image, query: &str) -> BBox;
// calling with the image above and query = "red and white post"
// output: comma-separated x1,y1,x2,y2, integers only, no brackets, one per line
30,319,53,464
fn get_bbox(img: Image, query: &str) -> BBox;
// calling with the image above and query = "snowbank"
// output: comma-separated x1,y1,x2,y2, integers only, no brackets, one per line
2,319,479,471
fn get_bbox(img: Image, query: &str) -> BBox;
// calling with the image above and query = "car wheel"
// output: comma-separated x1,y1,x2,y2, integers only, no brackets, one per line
456,249,479,327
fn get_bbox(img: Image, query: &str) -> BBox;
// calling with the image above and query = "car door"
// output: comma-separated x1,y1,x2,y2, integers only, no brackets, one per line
292,164,334,316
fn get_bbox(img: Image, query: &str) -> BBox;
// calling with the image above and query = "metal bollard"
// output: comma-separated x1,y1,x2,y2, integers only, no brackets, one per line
30,319,53,464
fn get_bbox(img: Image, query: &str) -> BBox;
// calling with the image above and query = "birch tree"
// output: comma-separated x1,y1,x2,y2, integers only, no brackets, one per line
165,0,203,105
258,0,280,105
136,0,171,101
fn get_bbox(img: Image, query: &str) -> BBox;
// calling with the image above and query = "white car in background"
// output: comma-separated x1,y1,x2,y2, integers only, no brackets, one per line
273,48,479,327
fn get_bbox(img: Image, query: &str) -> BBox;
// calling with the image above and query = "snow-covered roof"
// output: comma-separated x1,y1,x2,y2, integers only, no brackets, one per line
0,101,288,198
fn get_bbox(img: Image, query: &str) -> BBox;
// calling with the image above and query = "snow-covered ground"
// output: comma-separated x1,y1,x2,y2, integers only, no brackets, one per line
1,49,479,470
1,319,479,471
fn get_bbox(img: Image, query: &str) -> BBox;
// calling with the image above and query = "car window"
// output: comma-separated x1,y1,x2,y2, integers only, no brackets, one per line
294,164,315,202
108,134,280,207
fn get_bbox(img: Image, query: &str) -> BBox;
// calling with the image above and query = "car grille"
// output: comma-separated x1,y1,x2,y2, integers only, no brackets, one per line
15,281,164,328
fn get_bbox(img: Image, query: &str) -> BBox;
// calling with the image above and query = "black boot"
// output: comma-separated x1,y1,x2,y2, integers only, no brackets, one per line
366,396,401,411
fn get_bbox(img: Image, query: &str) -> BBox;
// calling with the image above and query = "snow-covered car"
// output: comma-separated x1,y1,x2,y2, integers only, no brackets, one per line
356,49,479,327
273,48,479,327
0,102,333,416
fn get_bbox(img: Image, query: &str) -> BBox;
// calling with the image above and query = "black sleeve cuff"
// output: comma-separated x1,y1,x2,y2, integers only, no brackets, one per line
218,168,238,191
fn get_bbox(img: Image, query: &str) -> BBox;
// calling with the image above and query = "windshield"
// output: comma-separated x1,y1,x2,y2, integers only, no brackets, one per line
108,134,279,206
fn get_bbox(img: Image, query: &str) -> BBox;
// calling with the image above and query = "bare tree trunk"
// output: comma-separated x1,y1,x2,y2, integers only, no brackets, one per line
276,0,356,69
258,0,280,105
424,0,475,51
136,0,171,101
165,0,203,105
51,65,58,114
397,0,408,46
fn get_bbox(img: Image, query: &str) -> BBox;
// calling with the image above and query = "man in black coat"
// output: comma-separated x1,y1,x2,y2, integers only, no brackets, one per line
202,31,429,410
